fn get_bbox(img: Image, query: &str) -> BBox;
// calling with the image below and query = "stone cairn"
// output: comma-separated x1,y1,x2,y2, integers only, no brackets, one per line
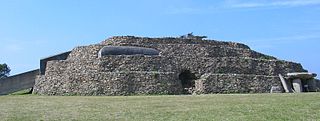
33,34,319,95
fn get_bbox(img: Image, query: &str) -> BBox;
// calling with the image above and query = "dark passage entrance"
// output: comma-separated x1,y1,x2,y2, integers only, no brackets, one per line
179,70,197,94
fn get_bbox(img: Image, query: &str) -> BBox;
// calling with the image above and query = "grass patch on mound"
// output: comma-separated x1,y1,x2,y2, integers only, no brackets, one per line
9,88,33,95
0,93,319,121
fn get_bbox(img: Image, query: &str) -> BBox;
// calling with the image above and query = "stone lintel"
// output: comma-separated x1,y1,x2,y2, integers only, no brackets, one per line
287,72,317,80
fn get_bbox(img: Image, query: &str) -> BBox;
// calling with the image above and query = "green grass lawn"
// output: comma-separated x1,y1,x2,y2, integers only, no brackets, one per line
0,93,319,121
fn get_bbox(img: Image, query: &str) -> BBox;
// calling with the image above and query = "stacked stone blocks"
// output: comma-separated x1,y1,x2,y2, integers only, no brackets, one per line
33,36,307,95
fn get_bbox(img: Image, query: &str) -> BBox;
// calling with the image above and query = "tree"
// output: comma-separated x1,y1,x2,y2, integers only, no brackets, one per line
0,63,10,79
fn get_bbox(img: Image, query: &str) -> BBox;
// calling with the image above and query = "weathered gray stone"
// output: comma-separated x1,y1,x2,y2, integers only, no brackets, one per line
40,51,71,75
33,35,309,95
292,79,303,93
270,86,283,93
305,79,320,92
287,72,317,80
316,79,320,91
98,46,159,57
279,74,292,93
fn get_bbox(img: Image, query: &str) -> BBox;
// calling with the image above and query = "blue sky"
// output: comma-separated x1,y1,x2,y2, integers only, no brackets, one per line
0,0,319,78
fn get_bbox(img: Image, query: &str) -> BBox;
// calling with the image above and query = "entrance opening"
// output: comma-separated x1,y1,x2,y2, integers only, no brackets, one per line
179,70,197,94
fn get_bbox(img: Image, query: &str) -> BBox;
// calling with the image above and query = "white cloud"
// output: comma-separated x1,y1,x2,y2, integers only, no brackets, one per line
227,0,320,8
252,34,320,42
2,44,24,52
164,7,205,14
243,33,320,50
164,0,320,15
0,39,49,53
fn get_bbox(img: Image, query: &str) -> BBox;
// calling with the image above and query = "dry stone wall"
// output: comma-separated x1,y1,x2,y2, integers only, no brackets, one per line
101,43,274,59
33,35,308,95
98,56,304,76
101,36,250,49
195,73,282,94
34,60,180,95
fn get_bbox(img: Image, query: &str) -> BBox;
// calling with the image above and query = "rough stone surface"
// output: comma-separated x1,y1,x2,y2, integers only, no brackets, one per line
33,35,308,95
292,79,303,93
303,79,320,92
98,46,160,57
40,51,71,75
287,72,317,80
279,74,292,93
270,85,283,93
316,79,320,91
194,73,282,94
